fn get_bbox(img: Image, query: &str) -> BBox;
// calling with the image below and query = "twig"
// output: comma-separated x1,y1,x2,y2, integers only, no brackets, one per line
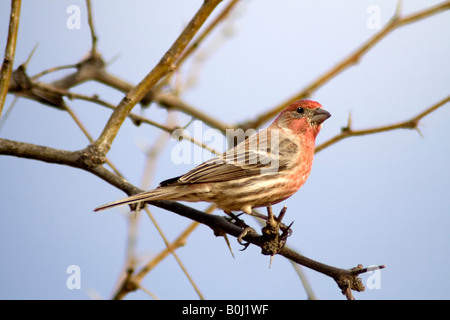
0,96,18,131
0,0,21,118
30,63,78,80
85,0,98,54
143,207,204,300
156,0,240,97
64,103,123,176
112,221,200,300
315,96,450,153
114,114,203,300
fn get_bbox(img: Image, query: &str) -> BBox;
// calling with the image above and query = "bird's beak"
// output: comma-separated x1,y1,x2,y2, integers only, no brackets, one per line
311,108,331,124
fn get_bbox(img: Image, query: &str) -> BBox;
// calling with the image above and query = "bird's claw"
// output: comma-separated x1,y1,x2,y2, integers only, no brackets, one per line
237,226,256,251
224,212,255,251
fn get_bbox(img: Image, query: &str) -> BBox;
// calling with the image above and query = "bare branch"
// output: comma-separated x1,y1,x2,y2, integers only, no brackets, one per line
0,137,380,300
0,0,21,118
85,0,98,54
315,96,450,153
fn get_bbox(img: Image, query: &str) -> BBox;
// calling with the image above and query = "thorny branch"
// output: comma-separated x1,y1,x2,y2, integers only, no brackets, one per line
1,0,449,300
0,136,386,300
315,95,450,153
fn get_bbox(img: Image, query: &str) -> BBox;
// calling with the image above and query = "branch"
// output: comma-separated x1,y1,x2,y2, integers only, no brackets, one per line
154,92,231,133
0,137,380,299
239,1,450,130
85,0,98,54
315,96,450,153
0,0,21,118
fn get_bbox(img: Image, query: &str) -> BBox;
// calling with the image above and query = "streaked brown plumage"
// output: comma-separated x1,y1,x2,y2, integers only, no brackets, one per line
94,100,330,214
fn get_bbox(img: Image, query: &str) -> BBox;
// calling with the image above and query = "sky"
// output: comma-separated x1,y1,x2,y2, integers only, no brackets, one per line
0,0,449,300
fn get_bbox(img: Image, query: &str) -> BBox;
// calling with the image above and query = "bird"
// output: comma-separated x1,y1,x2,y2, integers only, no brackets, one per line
94,99,330,215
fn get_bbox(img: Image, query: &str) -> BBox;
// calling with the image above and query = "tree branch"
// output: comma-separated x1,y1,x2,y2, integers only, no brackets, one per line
315,96,450,153
0,137,381,300
0,0,21,118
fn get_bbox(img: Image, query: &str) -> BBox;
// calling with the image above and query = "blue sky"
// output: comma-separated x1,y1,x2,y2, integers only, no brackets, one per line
0,0,449,300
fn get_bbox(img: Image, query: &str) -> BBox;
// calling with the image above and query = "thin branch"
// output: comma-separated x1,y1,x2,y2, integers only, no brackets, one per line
143,207,204,300
154,0,241,101
114,114,203,300
113,222,200,300
0,96,18,131
85,0,98,54
64,103,123,176
113,205,216,300
0,0,21,118
30,63,78,80
154,93,231,133
315,96,450,153
240,1,450,130
290,263,317,300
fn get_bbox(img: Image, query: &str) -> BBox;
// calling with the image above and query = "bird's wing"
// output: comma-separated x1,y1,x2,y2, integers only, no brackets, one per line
172,131,297,184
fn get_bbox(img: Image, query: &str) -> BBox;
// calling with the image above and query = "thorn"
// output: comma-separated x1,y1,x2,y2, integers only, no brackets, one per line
414,124,424,139
24,43,39,68
269,255,274,269
394,0,403,20
105,53,122,67
223,234,235,259
277,206,288,223
347,109,352,129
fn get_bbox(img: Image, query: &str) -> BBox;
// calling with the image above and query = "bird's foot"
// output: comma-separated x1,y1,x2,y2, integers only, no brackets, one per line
236,226,257,251
261,205,293,267
224,212,256,251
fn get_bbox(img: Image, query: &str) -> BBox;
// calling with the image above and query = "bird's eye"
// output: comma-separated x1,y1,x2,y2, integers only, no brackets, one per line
296,107,305,114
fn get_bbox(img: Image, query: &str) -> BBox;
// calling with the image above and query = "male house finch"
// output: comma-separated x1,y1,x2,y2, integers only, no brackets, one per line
94,100,330,214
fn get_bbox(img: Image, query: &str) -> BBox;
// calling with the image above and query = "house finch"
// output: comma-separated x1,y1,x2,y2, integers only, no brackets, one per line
94,100,330,214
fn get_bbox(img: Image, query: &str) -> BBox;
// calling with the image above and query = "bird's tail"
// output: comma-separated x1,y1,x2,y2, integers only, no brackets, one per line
94,187,178,212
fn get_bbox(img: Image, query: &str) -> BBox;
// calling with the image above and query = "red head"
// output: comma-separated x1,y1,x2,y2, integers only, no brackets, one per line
271,100,331,138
